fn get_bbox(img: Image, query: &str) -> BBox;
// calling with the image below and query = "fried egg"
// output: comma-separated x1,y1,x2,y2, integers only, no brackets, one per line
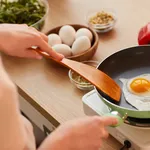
120,74,150,111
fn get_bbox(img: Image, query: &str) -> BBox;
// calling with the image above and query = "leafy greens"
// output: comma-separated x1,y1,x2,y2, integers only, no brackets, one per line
0,0,46,26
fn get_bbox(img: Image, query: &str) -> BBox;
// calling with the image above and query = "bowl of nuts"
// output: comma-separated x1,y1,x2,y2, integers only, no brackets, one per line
68,60,99,91
86,8,117,33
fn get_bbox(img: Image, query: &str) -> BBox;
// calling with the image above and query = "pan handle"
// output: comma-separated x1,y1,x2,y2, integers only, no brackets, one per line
104,111,128,127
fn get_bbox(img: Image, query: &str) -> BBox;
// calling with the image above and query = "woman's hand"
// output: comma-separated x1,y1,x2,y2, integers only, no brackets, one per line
39,116,118,150
0,24,63,61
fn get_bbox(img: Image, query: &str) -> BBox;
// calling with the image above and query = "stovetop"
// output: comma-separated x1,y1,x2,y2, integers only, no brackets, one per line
82,90,150,150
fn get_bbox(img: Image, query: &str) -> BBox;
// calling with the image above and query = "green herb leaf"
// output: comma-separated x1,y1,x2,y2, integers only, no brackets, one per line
0,0,46,26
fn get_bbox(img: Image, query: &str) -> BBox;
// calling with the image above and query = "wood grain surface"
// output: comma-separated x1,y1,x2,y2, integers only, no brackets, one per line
2,0,150,149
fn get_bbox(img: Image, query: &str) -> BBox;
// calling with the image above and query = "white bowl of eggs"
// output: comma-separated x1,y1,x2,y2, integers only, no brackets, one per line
46,24,99,62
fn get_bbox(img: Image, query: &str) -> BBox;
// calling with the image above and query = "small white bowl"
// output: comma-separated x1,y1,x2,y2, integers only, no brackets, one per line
86,8,117,33
68,61,99,91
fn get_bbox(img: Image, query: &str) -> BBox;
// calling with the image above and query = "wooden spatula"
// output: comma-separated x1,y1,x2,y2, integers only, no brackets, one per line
34,49,121,102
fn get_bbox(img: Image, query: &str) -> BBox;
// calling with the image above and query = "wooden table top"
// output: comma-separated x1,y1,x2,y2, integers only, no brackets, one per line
2,0,150,149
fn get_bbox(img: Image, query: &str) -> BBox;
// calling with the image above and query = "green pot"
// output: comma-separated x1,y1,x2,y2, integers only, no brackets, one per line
96,86,150,119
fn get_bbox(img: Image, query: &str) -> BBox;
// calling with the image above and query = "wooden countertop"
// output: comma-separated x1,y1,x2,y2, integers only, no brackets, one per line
2,0,150,149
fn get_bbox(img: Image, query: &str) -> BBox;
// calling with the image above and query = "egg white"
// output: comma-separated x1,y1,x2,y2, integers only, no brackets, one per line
120,74,150,111
48,34,62,46
75,28,93,42
72,36,91,55
52,44,72,57
59,25,76,46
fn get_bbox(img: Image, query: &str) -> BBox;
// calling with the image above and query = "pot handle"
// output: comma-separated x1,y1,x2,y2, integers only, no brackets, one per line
104,111,128,127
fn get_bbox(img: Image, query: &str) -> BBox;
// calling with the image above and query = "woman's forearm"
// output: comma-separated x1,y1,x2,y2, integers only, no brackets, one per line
0,87,26,150
0,84,36,150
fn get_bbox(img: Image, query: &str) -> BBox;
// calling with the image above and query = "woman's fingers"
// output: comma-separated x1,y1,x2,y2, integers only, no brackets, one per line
29,27,61,60
29,26,48,42
36,39,64,61
100,116,118,126
24,28,63,60
24,49,43,59
39,32,48,42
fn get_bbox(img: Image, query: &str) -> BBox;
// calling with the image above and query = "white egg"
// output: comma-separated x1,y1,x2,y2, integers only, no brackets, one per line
72,36,91,55
52,44,72,57
48,34,62,46
75,28,93,42
59,25,76,46
120,74,150,111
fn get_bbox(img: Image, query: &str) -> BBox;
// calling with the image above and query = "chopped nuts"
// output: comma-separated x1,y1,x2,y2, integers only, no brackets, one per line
72,71,90,84
89,11,114,25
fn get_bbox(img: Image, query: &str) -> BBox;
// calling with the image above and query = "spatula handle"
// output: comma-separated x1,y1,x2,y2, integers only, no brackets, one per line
33,48,67,66
33,48,84,70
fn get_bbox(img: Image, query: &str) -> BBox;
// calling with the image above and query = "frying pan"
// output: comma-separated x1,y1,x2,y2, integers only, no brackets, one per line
95,45,150,122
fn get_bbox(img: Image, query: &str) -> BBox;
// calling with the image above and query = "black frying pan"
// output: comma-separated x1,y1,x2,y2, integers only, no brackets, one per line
96,46,150,122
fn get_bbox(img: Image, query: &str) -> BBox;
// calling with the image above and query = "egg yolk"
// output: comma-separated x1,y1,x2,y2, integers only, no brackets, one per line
130,78,150,93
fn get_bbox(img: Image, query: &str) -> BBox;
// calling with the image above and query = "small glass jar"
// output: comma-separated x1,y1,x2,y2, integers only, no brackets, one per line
86,8,117,33
68,60,99,91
